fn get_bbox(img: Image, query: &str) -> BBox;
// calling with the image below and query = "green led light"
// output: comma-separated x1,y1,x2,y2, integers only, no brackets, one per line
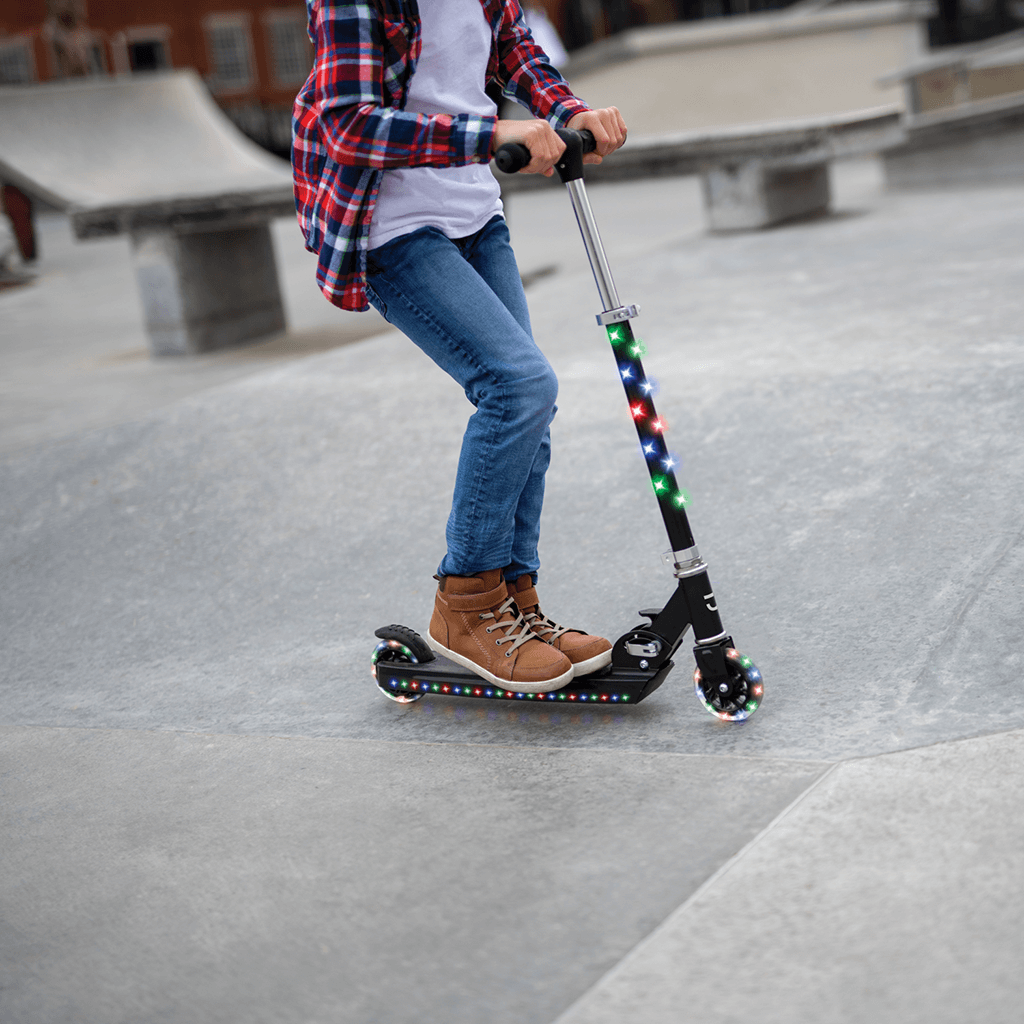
672,491,690,508
652,475,668,494
629,340,647,358
607,326,625,346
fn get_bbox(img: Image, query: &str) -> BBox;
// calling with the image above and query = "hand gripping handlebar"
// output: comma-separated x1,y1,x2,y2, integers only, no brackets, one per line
494,127,596,184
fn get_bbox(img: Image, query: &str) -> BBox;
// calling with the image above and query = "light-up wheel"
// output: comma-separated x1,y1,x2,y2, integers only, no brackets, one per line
694,649,763,722
372,638,425,703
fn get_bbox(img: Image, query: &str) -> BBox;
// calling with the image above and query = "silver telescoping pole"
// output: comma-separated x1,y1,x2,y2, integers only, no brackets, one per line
564,178,640,326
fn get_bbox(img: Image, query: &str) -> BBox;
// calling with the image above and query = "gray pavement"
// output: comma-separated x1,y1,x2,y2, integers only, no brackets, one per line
2,159,1024,1022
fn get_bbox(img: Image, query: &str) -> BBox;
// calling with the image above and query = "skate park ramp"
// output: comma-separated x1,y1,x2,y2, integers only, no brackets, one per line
0,70,292,233
3,160,1024,1023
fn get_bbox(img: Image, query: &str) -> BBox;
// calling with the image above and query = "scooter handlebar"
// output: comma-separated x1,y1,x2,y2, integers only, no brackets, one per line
494,127,596,175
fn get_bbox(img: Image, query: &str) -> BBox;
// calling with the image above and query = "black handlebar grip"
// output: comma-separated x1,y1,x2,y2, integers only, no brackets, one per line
495,128,597,175
494,142,532,174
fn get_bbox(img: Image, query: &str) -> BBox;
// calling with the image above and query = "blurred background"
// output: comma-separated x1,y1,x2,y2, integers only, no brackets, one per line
2,0,1022,158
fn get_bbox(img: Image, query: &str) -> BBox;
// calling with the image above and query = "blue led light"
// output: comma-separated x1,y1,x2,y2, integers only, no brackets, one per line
620,365,633,381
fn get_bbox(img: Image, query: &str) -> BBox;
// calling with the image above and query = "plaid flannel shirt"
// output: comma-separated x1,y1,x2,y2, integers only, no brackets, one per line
292,0,590,311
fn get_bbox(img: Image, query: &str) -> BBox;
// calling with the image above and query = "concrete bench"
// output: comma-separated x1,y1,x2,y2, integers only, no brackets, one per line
0,70,294,356
500,106,904,231
877,31,1024,187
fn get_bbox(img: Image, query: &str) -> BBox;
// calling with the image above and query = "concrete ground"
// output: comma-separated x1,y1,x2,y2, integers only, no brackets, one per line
2,160,1024,1023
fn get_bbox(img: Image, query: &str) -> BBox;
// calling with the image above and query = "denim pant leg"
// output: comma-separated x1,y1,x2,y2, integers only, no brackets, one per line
364,217,557,579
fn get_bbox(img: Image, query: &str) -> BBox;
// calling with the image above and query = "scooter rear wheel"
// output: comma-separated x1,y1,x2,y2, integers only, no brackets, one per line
372,639,424,703
694,649,763,722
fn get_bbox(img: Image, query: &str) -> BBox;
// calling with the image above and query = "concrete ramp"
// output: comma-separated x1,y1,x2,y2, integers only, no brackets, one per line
0,70,292,238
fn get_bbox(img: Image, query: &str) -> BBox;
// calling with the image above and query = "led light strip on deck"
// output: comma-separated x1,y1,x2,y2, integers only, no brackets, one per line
382,678,630,702
372,640,633,703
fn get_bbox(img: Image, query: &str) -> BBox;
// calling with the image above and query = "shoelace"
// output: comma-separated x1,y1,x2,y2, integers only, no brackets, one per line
520,607,572,643
479,595,538,657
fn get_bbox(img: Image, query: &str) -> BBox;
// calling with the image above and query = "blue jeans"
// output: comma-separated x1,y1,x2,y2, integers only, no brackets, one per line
364,215,556,581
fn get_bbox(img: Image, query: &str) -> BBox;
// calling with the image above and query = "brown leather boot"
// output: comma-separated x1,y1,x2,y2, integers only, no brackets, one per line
508,575,613,677
428,569,573,693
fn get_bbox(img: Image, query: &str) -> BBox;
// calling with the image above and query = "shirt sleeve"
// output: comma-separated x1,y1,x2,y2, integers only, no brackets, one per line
312,0,497,169
493,1,590,126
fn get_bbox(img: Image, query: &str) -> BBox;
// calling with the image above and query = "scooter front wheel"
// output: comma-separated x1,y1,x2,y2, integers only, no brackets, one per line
694,649,763,722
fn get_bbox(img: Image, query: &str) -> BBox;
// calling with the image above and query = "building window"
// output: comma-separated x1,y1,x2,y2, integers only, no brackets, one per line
265,11,311,86
127,36,169,72
205,15,254,92
109,26,171,76
0,38,36,84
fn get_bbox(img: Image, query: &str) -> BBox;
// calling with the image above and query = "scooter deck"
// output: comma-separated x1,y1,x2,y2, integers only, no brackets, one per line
374,651,674,705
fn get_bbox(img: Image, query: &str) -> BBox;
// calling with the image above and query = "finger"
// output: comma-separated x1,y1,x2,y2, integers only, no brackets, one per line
596,109,622,156
527,127,564,175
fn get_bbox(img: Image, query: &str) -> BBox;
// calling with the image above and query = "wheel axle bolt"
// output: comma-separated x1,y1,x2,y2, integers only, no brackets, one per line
718,682,730,694
639,659,649,669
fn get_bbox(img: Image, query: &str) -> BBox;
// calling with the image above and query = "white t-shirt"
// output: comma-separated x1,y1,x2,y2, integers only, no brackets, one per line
368,0,504,249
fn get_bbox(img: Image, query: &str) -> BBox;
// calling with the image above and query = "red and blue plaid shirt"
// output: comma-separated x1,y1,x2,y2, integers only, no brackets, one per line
292,0,590,311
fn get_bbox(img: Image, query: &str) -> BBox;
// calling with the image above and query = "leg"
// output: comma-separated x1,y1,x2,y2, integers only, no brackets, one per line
454,216,550,583
364,221,557,577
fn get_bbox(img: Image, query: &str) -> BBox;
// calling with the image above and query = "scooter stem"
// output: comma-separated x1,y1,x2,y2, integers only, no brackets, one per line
564,179,621,313
555,137,698,559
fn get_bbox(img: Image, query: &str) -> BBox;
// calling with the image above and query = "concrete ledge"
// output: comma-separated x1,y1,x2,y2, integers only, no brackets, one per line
499,106,904,230
72,189,295,241
884,91,1024,187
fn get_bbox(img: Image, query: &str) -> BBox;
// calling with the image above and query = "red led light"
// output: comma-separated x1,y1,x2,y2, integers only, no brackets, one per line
474,688,482,696
630,403,646,420
651,418,666,433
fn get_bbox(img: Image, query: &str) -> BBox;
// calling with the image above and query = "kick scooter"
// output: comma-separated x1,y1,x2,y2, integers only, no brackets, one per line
371,129,763,722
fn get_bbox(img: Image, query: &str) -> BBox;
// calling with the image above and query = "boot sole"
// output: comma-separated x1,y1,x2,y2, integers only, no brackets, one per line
426,632,574,693
571,648,613,677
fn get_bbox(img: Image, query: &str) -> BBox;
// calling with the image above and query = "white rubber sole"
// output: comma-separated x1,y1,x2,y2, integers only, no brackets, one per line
572,648,613,677
427,632,574,693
